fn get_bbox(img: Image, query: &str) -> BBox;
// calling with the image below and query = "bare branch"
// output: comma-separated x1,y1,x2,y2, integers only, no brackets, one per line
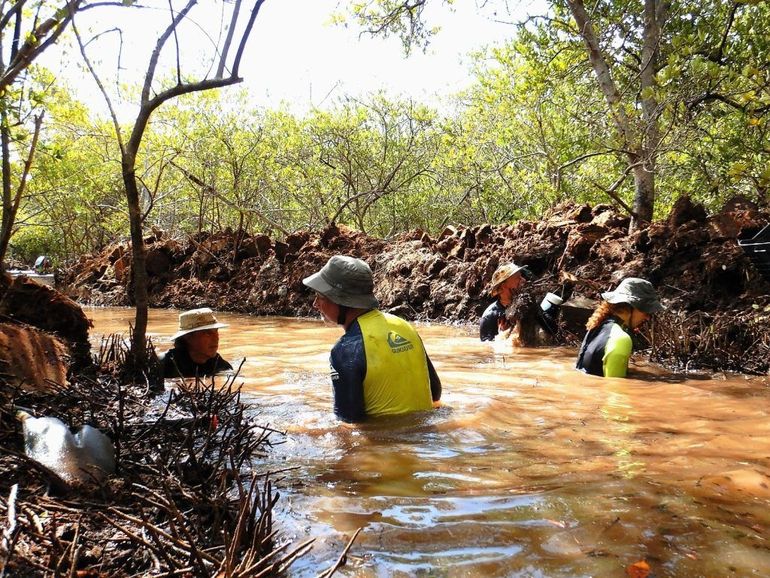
141,0,196,106
231,0,264,77
217,0,241,78
71,14,125,154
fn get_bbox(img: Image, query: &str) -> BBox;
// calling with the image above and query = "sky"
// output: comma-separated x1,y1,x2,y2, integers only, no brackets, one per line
244,0,546,111
47,0,547,117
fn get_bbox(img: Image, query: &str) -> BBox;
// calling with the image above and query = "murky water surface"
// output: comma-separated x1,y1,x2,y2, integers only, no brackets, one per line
86,307,770,577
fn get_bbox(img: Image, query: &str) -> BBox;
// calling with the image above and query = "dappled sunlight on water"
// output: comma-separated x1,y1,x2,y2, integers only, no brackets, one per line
87,307,770,577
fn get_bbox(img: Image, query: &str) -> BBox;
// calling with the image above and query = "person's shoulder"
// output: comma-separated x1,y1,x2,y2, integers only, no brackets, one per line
158,348,175,363
339,322,363,343
160,347,184,378
333,321,364,354
214,354,233,372
482,300,503,316
607,323,633,349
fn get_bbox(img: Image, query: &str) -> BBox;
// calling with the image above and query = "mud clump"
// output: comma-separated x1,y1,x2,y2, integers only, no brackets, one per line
61,199,770,374
0,272,94,387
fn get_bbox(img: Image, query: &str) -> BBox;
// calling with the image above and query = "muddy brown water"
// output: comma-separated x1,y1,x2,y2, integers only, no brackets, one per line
86,307,770,578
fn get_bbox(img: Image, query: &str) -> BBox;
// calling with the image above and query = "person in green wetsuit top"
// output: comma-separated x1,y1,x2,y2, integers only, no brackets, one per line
576,278,663,378
303,255,442,422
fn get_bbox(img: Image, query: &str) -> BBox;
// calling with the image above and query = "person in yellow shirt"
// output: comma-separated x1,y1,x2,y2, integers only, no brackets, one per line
576,278,663,378
303,255,441,422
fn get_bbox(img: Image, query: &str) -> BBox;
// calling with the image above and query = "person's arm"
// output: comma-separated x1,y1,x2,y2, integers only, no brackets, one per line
602,324,633,378
330,337,367,422
426,354,441,402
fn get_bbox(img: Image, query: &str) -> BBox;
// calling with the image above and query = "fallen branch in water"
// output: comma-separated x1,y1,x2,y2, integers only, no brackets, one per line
318,527,364,578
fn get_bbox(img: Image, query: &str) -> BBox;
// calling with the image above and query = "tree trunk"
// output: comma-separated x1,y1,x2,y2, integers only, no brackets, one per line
630,0,667,230
631,161,655,228
0,110,42,263
123,156,149,368
567,0,666,231
0,109,12,265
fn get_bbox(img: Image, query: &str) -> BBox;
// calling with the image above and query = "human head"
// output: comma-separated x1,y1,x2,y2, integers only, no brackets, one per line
172,308,228,360
601,277,663,329
601,278,663,314
302,255,379,309
489,262,532,298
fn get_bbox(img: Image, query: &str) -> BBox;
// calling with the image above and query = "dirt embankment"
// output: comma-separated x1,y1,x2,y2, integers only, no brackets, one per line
0,272,93,390
61,198,770,374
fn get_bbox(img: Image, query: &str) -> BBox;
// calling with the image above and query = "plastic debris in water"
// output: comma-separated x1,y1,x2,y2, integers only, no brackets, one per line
17,411,115,485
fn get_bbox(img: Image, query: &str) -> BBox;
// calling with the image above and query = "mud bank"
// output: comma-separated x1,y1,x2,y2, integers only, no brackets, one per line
62,198,770,374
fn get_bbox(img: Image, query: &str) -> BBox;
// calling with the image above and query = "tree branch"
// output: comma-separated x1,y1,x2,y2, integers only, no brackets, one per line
72,13,125,154
142,0,196,106
0,0,84,93
217,0,241,78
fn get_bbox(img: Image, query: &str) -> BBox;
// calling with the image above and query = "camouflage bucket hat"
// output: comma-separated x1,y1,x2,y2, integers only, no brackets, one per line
303,255,379,309
601,277,663,314
489,262,532,296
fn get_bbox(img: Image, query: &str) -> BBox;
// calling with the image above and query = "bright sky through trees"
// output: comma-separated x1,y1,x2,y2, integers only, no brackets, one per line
45,0,545,117
246,0,545,111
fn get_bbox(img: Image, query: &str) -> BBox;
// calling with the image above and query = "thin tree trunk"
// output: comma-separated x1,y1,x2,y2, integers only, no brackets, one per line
122,156,149,365
631,0,668,229
0,111,43,262
0,109,12,265
567,0,666,230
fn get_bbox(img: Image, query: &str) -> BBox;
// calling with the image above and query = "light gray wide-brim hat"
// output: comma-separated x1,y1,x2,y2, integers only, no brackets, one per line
172,307,228,340
601,277,664,314
303,255,379,309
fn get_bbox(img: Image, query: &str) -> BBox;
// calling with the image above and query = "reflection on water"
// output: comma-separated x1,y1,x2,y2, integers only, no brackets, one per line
87,307,770,577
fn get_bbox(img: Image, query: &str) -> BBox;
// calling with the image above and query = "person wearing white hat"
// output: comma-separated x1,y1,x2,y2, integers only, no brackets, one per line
161,308,233,378
576,278,664,377
479,262,533,341
303,255,441,422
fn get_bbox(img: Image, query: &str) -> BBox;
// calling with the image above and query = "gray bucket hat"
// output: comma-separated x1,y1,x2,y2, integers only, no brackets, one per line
601,277,663,314
303,255,379,309
172,307,228,339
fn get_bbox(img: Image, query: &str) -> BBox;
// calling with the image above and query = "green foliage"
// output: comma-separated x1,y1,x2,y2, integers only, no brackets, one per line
341,0,455,55
5,1,770,262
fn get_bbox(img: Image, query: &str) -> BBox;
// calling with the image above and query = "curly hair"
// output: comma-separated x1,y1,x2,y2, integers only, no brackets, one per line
586,301,632,331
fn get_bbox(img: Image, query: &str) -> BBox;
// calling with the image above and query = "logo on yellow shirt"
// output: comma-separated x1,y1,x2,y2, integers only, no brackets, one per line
387,331,414,353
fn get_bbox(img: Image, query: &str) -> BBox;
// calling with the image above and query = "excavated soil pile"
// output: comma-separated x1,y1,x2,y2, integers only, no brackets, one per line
0,272,94,390
61,198,770,374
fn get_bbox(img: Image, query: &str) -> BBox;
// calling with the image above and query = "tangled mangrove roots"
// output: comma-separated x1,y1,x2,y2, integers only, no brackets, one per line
650,307,770,374
0,335,317,577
